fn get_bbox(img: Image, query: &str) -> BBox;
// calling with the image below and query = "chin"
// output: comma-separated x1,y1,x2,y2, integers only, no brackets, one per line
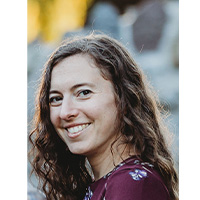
68,145,90,156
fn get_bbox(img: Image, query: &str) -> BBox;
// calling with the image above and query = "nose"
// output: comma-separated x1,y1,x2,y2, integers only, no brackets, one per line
59,97,79,120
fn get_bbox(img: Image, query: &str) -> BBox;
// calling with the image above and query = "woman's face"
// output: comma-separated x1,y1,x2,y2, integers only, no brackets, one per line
49,54,120,158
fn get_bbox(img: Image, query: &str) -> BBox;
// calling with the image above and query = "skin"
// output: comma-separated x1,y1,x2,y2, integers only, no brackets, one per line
49,54,134,180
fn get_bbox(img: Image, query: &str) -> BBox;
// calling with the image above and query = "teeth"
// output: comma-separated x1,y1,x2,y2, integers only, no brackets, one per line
67,124,89,134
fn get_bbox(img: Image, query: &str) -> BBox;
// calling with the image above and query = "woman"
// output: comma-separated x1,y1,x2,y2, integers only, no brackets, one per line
29,33,178,200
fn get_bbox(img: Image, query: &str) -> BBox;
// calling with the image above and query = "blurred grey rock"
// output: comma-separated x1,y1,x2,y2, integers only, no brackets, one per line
87,2,120,39
28,182,46,200
133,0,167,51
28,40,54,127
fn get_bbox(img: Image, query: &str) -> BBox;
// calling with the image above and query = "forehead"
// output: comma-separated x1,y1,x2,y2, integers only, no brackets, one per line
50,54,109,90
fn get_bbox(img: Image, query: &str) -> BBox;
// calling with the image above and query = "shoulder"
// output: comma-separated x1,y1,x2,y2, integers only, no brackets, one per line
105,159,170,200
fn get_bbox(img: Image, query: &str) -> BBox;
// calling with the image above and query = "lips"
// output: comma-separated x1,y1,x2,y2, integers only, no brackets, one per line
65,123,91,139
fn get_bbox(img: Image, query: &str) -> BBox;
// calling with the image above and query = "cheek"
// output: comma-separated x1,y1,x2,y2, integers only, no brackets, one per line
86,98,118,123
50,108,59,126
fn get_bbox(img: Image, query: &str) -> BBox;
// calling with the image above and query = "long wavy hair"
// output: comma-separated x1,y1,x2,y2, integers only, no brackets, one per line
29,33,178,200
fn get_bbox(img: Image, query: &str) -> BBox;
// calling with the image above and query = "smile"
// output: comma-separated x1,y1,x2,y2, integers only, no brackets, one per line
66,123,90,134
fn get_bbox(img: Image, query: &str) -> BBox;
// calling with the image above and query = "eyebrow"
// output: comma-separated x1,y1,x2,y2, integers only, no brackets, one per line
71,83,96,90
49,82,96,94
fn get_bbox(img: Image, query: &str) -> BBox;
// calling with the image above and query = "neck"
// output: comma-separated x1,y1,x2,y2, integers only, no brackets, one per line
87,142,136,181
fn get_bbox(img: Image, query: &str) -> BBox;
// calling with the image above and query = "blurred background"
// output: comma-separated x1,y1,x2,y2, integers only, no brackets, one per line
28,0,179,199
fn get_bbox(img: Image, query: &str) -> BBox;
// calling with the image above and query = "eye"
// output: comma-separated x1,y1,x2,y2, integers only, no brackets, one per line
49,96,63,106
77,90,92,98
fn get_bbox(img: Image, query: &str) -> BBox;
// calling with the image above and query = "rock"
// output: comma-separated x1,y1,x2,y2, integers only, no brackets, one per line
133,0,167,51
87,2,120,39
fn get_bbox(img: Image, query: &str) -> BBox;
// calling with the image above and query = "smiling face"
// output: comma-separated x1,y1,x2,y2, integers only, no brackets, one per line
49,54,120,158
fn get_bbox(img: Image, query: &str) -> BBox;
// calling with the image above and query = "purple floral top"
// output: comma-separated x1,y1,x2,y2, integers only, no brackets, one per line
84,156,170,200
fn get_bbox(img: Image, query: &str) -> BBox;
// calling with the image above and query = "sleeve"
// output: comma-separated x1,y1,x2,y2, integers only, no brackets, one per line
104,167,170,200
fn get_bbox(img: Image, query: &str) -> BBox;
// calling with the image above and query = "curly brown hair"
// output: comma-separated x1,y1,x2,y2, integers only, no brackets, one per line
29,33,178,200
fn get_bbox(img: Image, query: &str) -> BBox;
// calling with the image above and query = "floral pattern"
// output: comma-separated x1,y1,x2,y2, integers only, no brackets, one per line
84,186,93,200
83,157,153,199
129,169,147,180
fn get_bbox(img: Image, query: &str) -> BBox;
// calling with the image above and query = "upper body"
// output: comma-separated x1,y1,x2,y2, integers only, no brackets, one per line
29,33,178,200
84,156,170,200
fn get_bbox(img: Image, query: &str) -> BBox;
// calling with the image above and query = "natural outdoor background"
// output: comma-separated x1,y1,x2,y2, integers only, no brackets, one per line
28,0,179,199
